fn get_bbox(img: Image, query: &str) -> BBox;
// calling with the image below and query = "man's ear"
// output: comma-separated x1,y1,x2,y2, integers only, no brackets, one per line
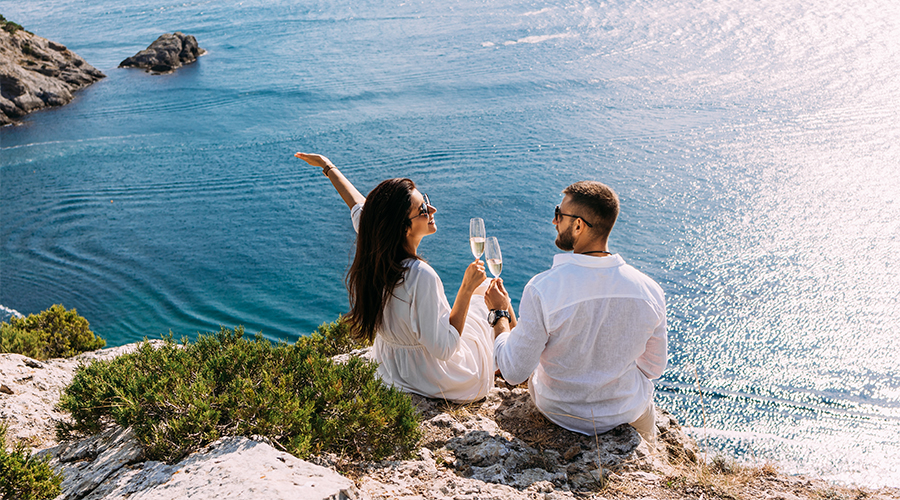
573,219,587,237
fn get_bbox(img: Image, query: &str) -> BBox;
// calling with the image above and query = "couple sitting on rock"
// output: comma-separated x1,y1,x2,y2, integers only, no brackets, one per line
295,152,668,445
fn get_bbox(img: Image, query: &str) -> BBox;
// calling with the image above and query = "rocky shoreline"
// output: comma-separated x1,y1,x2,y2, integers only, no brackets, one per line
2,344,899,499
0,21,104,126
0,21,204,126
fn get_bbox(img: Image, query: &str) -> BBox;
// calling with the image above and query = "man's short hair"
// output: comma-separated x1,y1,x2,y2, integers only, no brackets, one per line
563,181,619,240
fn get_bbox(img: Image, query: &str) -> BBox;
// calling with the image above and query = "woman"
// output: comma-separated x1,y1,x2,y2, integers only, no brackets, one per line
295,152,506,402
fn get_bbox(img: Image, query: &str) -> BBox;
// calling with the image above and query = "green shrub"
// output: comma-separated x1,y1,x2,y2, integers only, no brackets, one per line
1,15,25,35
57,326,420,464
0,324,43,360
0,423,63,500
3,305,105,358
297,315,369,356
1,305,105,360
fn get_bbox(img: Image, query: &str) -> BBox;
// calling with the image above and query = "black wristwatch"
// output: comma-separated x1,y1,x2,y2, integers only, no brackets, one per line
487,309,511,327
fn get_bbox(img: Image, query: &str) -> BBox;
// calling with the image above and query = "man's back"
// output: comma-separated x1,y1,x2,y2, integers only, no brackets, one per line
494,253,667,435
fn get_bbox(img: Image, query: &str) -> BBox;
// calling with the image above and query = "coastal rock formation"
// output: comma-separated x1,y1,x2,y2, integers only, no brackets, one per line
0,342,163,448
36,428,359,500
118,32,205,73
18,343,887,500
350,388,667,499
6,344,900,499
0,21,105,126
1,342,686,499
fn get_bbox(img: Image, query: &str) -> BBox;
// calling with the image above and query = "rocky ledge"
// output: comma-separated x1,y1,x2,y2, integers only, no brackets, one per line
0,23,105,126
118,32,205,74
3,345,899,500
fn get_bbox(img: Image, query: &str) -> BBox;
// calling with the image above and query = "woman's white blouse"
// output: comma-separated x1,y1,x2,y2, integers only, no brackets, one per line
350,202,494,402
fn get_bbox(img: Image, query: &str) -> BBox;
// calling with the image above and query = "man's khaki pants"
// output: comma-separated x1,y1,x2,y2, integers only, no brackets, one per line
629,401,658,445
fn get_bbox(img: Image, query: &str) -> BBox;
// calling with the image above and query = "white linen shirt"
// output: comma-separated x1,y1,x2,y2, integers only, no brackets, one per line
494,253,667,435
350,203,495,402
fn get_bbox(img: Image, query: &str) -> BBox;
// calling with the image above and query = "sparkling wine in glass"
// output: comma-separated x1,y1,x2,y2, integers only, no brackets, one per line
485,236,502,277
469,218,485,259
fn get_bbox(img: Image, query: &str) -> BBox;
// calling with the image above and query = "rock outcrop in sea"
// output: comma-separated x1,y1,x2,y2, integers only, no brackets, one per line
0,21,105,126
118,32,205,74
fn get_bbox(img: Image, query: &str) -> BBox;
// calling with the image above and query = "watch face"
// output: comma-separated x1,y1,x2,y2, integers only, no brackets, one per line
488,311,496,325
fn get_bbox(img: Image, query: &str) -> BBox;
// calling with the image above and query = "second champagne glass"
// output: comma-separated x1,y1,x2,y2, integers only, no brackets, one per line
485,236,502,277
469,218,485,259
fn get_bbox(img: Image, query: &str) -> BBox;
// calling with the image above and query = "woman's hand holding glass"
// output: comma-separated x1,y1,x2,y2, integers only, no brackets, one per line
461,259,487,295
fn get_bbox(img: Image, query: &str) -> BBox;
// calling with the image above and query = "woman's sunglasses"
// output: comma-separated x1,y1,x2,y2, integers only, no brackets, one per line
409,193,432,219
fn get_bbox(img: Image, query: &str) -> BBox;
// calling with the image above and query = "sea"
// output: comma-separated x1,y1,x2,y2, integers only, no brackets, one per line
2,0,898,488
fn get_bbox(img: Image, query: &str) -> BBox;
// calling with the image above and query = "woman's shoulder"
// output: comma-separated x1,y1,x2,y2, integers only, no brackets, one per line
350,202,364,233
405,259,441,282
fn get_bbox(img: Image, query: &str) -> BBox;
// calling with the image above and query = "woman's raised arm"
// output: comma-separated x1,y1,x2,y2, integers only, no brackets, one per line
294,153,366,209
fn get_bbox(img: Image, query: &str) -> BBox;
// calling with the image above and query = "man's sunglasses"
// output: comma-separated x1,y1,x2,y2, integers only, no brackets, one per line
555,205,593,228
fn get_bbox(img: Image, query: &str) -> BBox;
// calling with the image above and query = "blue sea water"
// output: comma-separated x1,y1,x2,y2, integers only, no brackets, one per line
2,0,899,487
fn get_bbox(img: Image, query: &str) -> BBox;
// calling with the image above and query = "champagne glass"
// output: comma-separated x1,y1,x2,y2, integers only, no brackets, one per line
485,236,502,277
469,218,485,259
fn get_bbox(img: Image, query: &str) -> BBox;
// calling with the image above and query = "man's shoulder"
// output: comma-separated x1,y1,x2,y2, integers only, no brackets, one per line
524,265,559,291
614,263,666,308
618,262,664,291
526,255,664,303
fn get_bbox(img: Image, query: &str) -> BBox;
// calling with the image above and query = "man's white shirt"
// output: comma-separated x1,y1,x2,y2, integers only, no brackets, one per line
494,253,667,435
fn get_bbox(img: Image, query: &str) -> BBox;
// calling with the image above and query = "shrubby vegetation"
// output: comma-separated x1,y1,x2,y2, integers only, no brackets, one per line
1,15,25,35
0,424,62,500
0,304,106,360
297,315,367,356
57,324,420,463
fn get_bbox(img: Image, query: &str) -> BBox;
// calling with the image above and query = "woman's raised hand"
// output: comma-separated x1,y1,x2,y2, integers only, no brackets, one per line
294,152,336,176
462,259,487,295
295,152,365,208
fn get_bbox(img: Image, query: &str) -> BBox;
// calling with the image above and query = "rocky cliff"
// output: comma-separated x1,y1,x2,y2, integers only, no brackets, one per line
3,344,898,499
0,20,105,126
0,344,679,499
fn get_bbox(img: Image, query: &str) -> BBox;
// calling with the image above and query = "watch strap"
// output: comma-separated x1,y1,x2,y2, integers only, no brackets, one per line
489,309,511,326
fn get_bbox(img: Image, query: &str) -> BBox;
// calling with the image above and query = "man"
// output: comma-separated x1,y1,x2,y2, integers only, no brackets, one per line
484,181,667,443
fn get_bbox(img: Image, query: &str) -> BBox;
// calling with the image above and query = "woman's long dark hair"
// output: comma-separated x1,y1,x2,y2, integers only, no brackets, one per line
345,178,419,344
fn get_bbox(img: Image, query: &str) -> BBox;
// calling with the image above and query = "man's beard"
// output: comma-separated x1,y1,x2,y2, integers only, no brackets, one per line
555,224,575,251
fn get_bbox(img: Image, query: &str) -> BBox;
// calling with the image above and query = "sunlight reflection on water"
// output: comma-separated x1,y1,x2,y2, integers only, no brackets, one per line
641,0,900,486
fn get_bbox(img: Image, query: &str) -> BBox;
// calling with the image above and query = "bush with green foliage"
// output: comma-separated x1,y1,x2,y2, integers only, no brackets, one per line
0,424,63,500
297,315,369,356
1,304,105,360
1,15,25,35
57,326,420,463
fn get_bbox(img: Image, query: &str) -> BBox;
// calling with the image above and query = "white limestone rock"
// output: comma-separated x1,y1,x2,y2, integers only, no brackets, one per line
0,342,163,448
36,426,145,500
37,428,361,500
